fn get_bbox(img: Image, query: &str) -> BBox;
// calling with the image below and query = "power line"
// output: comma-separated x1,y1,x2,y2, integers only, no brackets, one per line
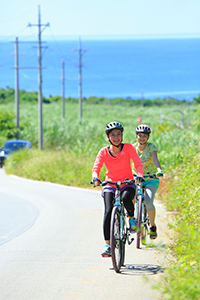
47,26,67,59
0,7,35,24
0,27,29,43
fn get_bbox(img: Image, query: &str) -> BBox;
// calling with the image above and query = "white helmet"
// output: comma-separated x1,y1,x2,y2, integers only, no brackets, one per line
136,124,151,134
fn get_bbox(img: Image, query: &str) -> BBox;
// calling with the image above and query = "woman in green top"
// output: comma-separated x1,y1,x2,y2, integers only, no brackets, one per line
133,124,163,239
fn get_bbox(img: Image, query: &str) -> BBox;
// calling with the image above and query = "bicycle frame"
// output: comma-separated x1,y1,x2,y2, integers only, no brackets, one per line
101,179,134,272
134,173,158,248
113,183,133,246
135,182,150,248
136,183,149,225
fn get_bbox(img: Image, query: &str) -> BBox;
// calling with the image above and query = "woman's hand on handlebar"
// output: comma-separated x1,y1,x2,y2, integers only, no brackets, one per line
156,171,164,177
92,177,101,187
135,175,143,185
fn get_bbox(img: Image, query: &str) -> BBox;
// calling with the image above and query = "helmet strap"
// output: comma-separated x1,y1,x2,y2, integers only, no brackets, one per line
107,134,123,148
108,139,122,147
107,131,123,148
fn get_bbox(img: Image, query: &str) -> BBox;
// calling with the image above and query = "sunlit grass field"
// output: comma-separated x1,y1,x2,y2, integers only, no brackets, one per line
159,152,200,300
1,100,200,299
1,100,199,186
0,100,198,150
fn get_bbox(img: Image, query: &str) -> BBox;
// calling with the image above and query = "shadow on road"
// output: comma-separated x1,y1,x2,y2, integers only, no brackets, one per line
115,264,165,276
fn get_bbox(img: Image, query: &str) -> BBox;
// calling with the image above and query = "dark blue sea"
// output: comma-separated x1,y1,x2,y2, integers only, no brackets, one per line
0,37,200,100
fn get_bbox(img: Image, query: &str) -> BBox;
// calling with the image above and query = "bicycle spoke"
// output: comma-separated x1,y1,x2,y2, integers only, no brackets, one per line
110,207,124,273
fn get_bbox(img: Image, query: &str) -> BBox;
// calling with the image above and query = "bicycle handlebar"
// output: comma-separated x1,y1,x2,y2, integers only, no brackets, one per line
144,174,157,179
101,179,134,187
91,173,163,187
133,173,163,182
91,178,134,188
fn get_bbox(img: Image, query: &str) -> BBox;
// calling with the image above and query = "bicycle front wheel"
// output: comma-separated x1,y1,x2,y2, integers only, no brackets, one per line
121,208,126,266
141,204,148,245
110,206,124,273
136,195,142,249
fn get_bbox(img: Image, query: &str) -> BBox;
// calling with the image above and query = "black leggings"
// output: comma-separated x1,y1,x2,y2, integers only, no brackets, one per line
103,187,135,241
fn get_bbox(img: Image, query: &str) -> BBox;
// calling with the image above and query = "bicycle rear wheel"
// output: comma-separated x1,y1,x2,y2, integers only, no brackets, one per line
136,195,142,249
110,206,124,273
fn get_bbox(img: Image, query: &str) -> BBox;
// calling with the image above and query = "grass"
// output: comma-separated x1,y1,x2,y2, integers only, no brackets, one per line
3,102,199,188
5,149,93,188
159,152,200,300
0,100,198,150
1,100,200,299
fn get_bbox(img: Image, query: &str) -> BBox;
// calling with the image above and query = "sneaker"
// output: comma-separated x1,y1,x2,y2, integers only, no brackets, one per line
101,245,111,257
150,225,157,239
129,217,136,232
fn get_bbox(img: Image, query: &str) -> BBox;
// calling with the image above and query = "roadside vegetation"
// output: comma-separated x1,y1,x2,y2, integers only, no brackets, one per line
0,88,200,299
157,107,200,300
159,149,200,299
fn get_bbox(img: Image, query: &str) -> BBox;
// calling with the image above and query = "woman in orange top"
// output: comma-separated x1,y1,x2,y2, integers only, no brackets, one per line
92,121,143,257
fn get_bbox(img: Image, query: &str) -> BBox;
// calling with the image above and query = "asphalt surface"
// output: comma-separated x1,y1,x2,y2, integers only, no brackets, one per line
0,169,169,300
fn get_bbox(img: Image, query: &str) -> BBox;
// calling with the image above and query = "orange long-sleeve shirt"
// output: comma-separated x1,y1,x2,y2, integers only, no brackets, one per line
92,143,143,182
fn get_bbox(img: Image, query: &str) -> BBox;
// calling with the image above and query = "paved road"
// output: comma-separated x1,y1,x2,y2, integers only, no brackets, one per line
0,169,168,300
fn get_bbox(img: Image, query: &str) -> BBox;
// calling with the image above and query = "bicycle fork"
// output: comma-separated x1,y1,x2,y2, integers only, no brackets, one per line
120,214,134,245
114,190,134,246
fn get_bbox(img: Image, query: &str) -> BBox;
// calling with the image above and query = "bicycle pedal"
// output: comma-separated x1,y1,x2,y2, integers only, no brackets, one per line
101,254,111,258
128,237,134,245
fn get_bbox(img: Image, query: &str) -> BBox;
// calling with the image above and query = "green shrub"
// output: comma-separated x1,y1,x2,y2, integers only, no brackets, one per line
194,94,200,104
160,152,200,300
5,149,94,188
0,110,18,139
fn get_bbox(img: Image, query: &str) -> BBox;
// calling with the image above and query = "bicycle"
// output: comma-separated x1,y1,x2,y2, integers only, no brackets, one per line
133,173,159,249
92,179,135,273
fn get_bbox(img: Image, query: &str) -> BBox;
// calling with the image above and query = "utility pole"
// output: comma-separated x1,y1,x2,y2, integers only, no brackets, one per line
38,7,43,149
13,38,38,140
160,110,163,125
173,109,185,129
79,38,82,120
76,37,87,120
28,6,49,149
62,60,65,118
15,37,19,139
141,90,144,107
187,97,191,126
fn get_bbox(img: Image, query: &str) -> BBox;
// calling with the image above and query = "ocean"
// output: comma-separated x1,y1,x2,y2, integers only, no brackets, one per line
0,37,200,100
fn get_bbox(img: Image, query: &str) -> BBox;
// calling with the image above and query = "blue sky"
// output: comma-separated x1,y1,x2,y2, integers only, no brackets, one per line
0,0,200,38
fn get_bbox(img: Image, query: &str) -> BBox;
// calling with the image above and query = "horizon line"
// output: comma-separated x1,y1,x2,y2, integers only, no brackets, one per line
1,32,200,42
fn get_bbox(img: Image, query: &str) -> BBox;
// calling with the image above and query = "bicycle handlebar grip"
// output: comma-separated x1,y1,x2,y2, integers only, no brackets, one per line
156,171,163,177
